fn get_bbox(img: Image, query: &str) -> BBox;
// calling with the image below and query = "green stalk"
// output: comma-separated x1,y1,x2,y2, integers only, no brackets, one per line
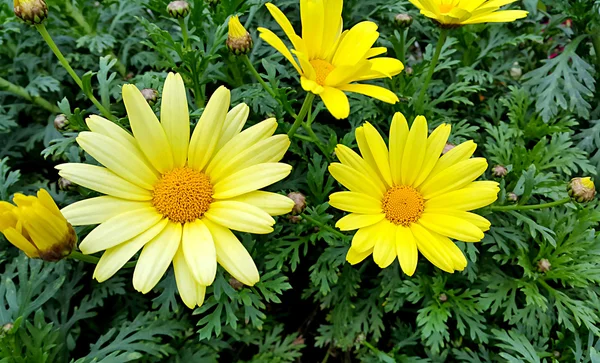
415,28,448,114
178,18,190,50
35,24,116,121
399,29,406,64
301,213,347,239
288,93,315,138
69,250,136,268
0,76,60,113
490,197,571,212
301,106,331,161
591,32,600,71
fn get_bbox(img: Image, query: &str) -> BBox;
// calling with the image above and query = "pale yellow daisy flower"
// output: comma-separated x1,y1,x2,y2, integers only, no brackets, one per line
258,0,404,119
328,113,499,275
57,73,294,309
409,0,528,27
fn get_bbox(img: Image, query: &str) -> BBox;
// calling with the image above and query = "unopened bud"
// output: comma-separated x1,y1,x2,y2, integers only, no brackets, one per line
442,143,455,155
167,1,189,19
14,0,47,25
141,88,158,105
287,215,302,224
58,177,74,191
537,258,551,273
510,62,522,80
508,192,518,203
287,192,306,215
292,335,305,346
229,277,243,290
394,14,413,29
2,323,13,333
568,177,596,203
438,293,448,302
226,16,253,55
53,114,69,131
492,165,508,178
404,66,414,76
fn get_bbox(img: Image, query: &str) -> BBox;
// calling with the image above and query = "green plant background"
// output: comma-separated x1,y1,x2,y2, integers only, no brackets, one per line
1,0,600,362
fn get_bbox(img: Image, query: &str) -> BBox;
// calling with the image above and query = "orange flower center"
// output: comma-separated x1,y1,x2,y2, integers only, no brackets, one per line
439,3,454,13
310,59,335,85
152,167,213,223
382,186,424,226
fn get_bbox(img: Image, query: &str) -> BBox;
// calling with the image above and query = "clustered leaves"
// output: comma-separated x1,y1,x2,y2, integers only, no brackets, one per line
1,0,600,362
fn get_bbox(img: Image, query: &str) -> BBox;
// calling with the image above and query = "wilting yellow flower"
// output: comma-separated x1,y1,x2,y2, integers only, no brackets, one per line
0,189,75,261
227,15,253,55
258,0,404,119
57,73,293,309
408,0,528,26
328,113,499,275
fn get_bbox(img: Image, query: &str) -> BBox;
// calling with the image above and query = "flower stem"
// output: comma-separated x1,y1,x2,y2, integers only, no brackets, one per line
490,197,571,212
591,32,600,71
288,93,315,138
415,28,448,114
399,29,406,64
0,76,60,113
178,18,190,50
69,250,136,268
35,24,116,121
301,213,347,239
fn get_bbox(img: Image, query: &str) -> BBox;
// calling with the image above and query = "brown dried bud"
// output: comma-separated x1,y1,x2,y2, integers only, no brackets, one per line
442,142,455,155
167,1,189,19
568,177,596,203
492,165,508,178
53,114,69,131
510,62,522,80
287,215,302,224
292,335,305,346
404,66,414,76
508,192,518,203
438,293,448,302
58,177,74,191
14,0,47,25
287,192,306,215
537,258,551,273
226,16,253,56
141,88,158,105
229,277,243,290
394,14,413,29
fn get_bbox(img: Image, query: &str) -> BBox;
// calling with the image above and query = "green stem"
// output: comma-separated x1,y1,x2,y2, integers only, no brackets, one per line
490,197,571,212
242,55,276,98
178,18,190,50
302,123,331,161
288,93,315,138
591,32,600,71
69,251,136,268
321,349,331,363
415,28,448,114
301,213,347,239
399,29,406,64
0,76,60,113
35,24,116,121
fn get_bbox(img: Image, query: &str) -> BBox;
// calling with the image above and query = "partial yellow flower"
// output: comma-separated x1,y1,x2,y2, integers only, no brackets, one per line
227,15,253,55
409,0,528,26
258,0,404,119
328,113,499,275
0,189,75,261
57,73,294,309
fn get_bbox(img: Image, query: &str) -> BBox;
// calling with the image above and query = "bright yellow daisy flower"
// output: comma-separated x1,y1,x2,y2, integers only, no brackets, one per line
57,73,294,309
328,113,499,275
409,0,528,26
258,0,404,120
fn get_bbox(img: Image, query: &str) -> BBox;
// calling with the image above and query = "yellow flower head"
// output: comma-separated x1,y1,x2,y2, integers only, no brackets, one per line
258,0,404,119
227,15,253,55
328,113,499,275
0,189,75,261
568,177,596,203
409,0,528,26
57,73,294,309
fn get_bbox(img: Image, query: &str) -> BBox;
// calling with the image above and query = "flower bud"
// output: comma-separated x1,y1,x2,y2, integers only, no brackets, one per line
0,189,76,262
537,258,551,273
167,1,189,19
404,66,413,76
442,142,455,155
141,88,159,106
53,114,69,131
229,277,243,290
510,62,522,80
568,177,596,203
226,16,253,56
492,165,508,178
438,293,448,302
287,192,306,215
58,177,74,191
13,0,47,25
508,192,518,203
394,14,413,29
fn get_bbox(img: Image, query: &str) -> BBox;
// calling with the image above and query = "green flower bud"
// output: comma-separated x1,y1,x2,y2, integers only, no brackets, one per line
14,0,48,25
54,114,69,131
395,14,413,29
167,1,190,19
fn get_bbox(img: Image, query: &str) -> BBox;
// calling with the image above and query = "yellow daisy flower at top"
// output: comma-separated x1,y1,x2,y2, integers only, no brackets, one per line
409,0,528,26
258,0,404,120
328,113,499,275
57,73,294,309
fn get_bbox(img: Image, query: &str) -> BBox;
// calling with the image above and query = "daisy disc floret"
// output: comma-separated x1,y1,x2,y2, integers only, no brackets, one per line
409,0,528,27
328,113,499,275
57,73,294,309
258,0,404,119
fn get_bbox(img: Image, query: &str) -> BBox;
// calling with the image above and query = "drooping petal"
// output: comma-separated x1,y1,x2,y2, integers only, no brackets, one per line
319,87,350,119
338,84,399,104
161,73,189,168
257,28,302,73
182,220,217,286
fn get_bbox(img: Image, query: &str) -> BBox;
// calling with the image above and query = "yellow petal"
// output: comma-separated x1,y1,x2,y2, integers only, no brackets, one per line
389,112,410,186
373,222,397,268
355,126,390,188
182,220,217,286
226,191,294,216
300,0,324,59
188,86,230,171
418,213,484,242
332,21,379,67
56,164,152,201
338,84,399,104
122,84,174,173
355,58,404,81
424,209,491,232
61,196,151,226
36,189,62,219
346,245,373,265
429,231,468,271
362,122,394,186
3,228,38,257
173,246,201,309
204,201,275,234
401,116,428,186
419,158,488,199
335,213,385,231
334,144,387,195
329,191,383,214
212,163,292,199
319,87,349,119
133,222,182,294
79,208,163,254
257,28,302,73
410,223,454,273
265,3,305,52
462,10,528,24
413,123,452,187
216,103,249,151
328,163,384,199
424,181,499,211
93,219,168,282
161,73,189,168
428,140,477,179
396,226,418,276
320,0,343,58
204,219,259,286
351,219,388,253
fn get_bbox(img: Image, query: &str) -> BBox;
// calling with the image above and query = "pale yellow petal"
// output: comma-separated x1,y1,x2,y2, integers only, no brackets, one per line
161,73,189,168
226,191,294,216
204,201,275,234
212,163,292,199
216,103,249,151
173,246,200,309
61,196,151,226
418,213,484,242
329,191,383,214
335,213,385,231
182,220,216,286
